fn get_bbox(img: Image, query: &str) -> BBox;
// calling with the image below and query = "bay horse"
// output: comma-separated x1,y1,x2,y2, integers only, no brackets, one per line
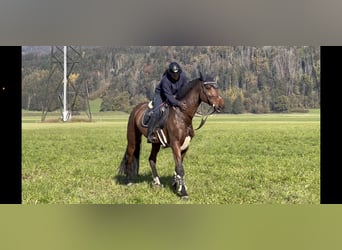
118,73,224,198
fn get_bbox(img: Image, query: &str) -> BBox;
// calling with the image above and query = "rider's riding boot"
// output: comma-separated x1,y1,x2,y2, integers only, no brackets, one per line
147,114,159,143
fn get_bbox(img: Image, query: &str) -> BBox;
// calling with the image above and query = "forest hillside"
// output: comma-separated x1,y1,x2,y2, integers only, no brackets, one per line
22,46,320,114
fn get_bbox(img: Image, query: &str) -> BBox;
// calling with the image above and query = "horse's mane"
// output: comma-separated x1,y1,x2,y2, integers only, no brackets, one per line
176,78,201,100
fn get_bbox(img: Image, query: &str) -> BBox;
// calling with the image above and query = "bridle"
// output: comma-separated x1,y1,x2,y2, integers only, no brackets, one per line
202,81,219,103
195,80,220,130
201,80,220,110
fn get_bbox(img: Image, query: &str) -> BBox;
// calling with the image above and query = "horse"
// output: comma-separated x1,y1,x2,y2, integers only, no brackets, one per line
118,73,224,198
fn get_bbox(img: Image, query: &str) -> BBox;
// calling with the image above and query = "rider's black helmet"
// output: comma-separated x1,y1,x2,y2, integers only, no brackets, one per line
168,62,181,74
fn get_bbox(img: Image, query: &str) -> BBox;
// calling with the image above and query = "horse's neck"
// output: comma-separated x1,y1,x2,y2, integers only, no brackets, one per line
180,82,202,119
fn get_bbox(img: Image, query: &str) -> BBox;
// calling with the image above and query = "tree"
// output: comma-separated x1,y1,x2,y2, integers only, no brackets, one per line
274,95,290,112
223,97,233,113
22,69,49,110
232,94,244,114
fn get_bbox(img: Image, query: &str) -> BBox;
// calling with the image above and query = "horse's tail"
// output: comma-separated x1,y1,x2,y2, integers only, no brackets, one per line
118,107,142,179
118,149,128,175
118,145,140,177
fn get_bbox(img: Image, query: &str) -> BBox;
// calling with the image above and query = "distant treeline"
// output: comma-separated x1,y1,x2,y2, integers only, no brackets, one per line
22,46,320,114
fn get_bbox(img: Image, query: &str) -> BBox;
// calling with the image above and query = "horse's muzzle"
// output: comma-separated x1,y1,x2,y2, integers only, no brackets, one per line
213,97,224,113
214,105,223,113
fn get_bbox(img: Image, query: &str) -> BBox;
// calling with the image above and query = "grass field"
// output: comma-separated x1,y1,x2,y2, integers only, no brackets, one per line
22,109,320,204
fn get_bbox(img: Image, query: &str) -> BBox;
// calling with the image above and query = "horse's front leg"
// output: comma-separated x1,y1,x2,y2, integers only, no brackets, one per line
171,144,188,198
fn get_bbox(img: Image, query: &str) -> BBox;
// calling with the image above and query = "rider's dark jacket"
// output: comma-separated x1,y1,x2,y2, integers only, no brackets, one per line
154,70,188,107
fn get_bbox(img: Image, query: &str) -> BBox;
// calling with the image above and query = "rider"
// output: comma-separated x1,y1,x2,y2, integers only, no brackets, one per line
147,62,188,143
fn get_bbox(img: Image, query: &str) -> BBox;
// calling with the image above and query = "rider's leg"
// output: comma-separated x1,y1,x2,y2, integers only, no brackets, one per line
147,96,162,143
147,111,159,143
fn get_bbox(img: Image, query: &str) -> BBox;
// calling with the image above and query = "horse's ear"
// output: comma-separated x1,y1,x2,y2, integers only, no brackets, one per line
199,72,204,81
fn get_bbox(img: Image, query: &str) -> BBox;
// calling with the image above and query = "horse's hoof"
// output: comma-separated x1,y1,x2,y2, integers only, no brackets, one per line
151,183,163,188
180,195,189,200
126,182,133,186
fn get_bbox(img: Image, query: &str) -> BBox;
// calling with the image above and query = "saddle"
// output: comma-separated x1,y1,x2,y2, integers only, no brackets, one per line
142,101,169,129
142,101,193,149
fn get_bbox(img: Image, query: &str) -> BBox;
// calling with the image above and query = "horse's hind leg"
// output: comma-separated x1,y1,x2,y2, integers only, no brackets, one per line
149,143,162,186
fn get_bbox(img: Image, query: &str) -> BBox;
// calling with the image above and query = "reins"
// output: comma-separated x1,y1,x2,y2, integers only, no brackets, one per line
194,105,216,130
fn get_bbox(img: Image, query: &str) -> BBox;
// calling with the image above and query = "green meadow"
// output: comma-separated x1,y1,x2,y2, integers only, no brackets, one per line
22,109,320,204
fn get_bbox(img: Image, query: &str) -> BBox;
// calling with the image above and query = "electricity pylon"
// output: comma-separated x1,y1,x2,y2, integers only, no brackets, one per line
41,46,92,122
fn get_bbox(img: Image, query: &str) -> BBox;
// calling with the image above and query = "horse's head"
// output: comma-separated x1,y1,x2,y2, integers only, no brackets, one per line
199,74,224,112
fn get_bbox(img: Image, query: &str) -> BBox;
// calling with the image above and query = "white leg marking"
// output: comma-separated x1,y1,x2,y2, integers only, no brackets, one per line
153,176,161,185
